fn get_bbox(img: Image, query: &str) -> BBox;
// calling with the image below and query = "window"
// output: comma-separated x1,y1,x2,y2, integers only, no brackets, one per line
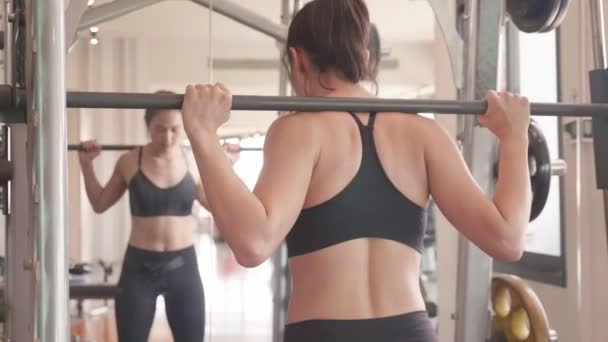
494,29,567,287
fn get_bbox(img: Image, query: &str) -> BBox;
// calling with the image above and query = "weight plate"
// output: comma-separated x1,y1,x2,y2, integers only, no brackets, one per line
507,0,562,33
491,119,552,222
528,119,552,222
541,0,570,32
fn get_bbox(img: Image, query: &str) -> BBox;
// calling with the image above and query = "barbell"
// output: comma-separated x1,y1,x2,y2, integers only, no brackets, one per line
67,144,263,152
0,86,607,116
53,92,608,117
1,86,578,222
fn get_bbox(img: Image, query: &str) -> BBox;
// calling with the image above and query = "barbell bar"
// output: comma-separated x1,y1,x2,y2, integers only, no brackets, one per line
62,92,608,117
67,144,263,152
549,159,567,177
0,86,606,116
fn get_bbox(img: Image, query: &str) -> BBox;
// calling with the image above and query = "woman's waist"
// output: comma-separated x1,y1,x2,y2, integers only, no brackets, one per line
285,309,430,328
283,310,436,342
287,276,425,324
121,244,197,271
129,217,195,251
131,215,195,228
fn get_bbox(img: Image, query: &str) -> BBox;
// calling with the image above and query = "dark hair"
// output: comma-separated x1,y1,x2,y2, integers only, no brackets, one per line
285,0,372,84
144,90,177,126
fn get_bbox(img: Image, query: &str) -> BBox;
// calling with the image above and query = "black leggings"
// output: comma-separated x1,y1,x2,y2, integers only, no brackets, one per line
115,245,205,342
283,311,437,342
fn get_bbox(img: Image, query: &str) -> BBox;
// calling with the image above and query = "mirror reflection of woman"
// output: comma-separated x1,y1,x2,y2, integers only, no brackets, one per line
78,92,236,341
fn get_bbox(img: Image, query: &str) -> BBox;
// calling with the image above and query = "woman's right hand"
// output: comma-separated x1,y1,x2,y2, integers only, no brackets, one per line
78,140,102,164
478,90,530,142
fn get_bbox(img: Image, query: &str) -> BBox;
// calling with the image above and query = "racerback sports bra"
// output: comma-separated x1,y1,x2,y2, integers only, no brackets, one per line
286,112,427,258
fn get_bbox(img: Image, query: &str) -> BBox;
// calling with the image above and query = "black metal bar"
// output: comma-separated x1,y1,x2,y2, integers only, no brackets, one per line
69,284,121,299
63,92,608,117
2,86,608,116
589,69,608,189
67,144,263,152
227,146,263,151
68,144,138,151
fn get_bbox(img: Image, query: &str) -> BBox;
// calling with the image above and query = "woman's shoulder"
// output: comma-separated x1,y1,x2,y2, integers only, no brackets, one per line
115,147,140,176
267,112,319,138
393,111,445,129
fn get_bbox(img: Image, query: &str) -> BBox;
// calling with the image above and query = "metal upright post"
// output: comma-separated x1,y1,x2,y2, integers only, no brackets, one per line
271,2,292,341
454,0,503,341
4,0,13,86
278,0,290,100
506,22,520,94
5,0,37,340
590,0,607,69
5,125,36,342
33,0,70,340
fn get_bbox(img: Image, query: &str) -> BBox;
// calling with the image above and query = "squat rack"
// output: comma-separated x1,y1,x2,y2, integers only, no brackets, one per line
2,0,608,341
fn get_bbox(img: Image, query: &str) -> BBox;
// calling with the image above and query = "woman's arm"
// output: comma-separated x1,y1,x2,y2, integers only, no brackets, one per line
79,141,129,213
426,91,531,261
195,182,210,211
182,84,318,267
192,144,240,211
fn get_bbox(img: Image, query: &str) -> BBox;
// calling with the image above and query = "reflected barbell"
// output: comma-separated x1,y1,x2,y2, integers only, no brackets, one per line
67,144,263,152
0,86,607,116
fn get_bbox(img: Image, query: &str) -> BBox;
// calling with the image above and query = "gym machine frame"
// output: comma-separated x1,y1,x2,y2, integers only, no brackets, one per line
270,1,294,341
2,0,70,341
454,0,501,340
1,1,606,342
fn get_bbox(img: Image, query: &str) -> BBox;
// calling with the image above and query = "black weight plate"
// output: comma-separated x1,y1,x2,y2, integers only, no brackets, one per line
491,119,552,222
507,0,562,33
528,119,552,221
541,0,570,32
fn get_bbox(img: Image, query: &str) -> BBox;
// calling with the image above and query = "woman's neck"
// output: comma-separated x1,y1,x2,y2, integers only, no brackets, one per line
146,144,181,159
306,73,372,98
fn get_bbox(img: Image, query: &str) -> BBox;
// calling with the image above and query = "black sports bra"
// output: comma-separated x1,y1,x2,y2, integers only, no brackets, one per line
285,112,427,258
128,147,197,217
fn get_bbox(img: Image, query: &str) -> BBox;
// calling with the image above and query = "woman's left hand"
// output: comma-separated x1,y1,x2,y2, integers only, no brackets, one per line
182,83,232,137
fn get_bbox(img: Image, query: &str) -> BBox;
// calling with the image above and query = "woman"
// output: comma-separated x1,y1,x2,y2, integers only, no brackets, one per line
181,0,531,341
79,94,210,342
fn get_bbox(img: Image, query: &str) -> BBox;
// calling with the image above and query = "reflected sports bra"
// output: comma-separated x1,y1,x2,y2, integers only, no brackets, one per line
128,147,197,217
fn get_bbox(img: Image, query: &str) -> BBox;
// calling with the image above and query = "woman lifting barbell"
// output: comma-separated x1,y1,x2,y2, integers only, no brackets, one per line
181,0,531,341
78,91,239,342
